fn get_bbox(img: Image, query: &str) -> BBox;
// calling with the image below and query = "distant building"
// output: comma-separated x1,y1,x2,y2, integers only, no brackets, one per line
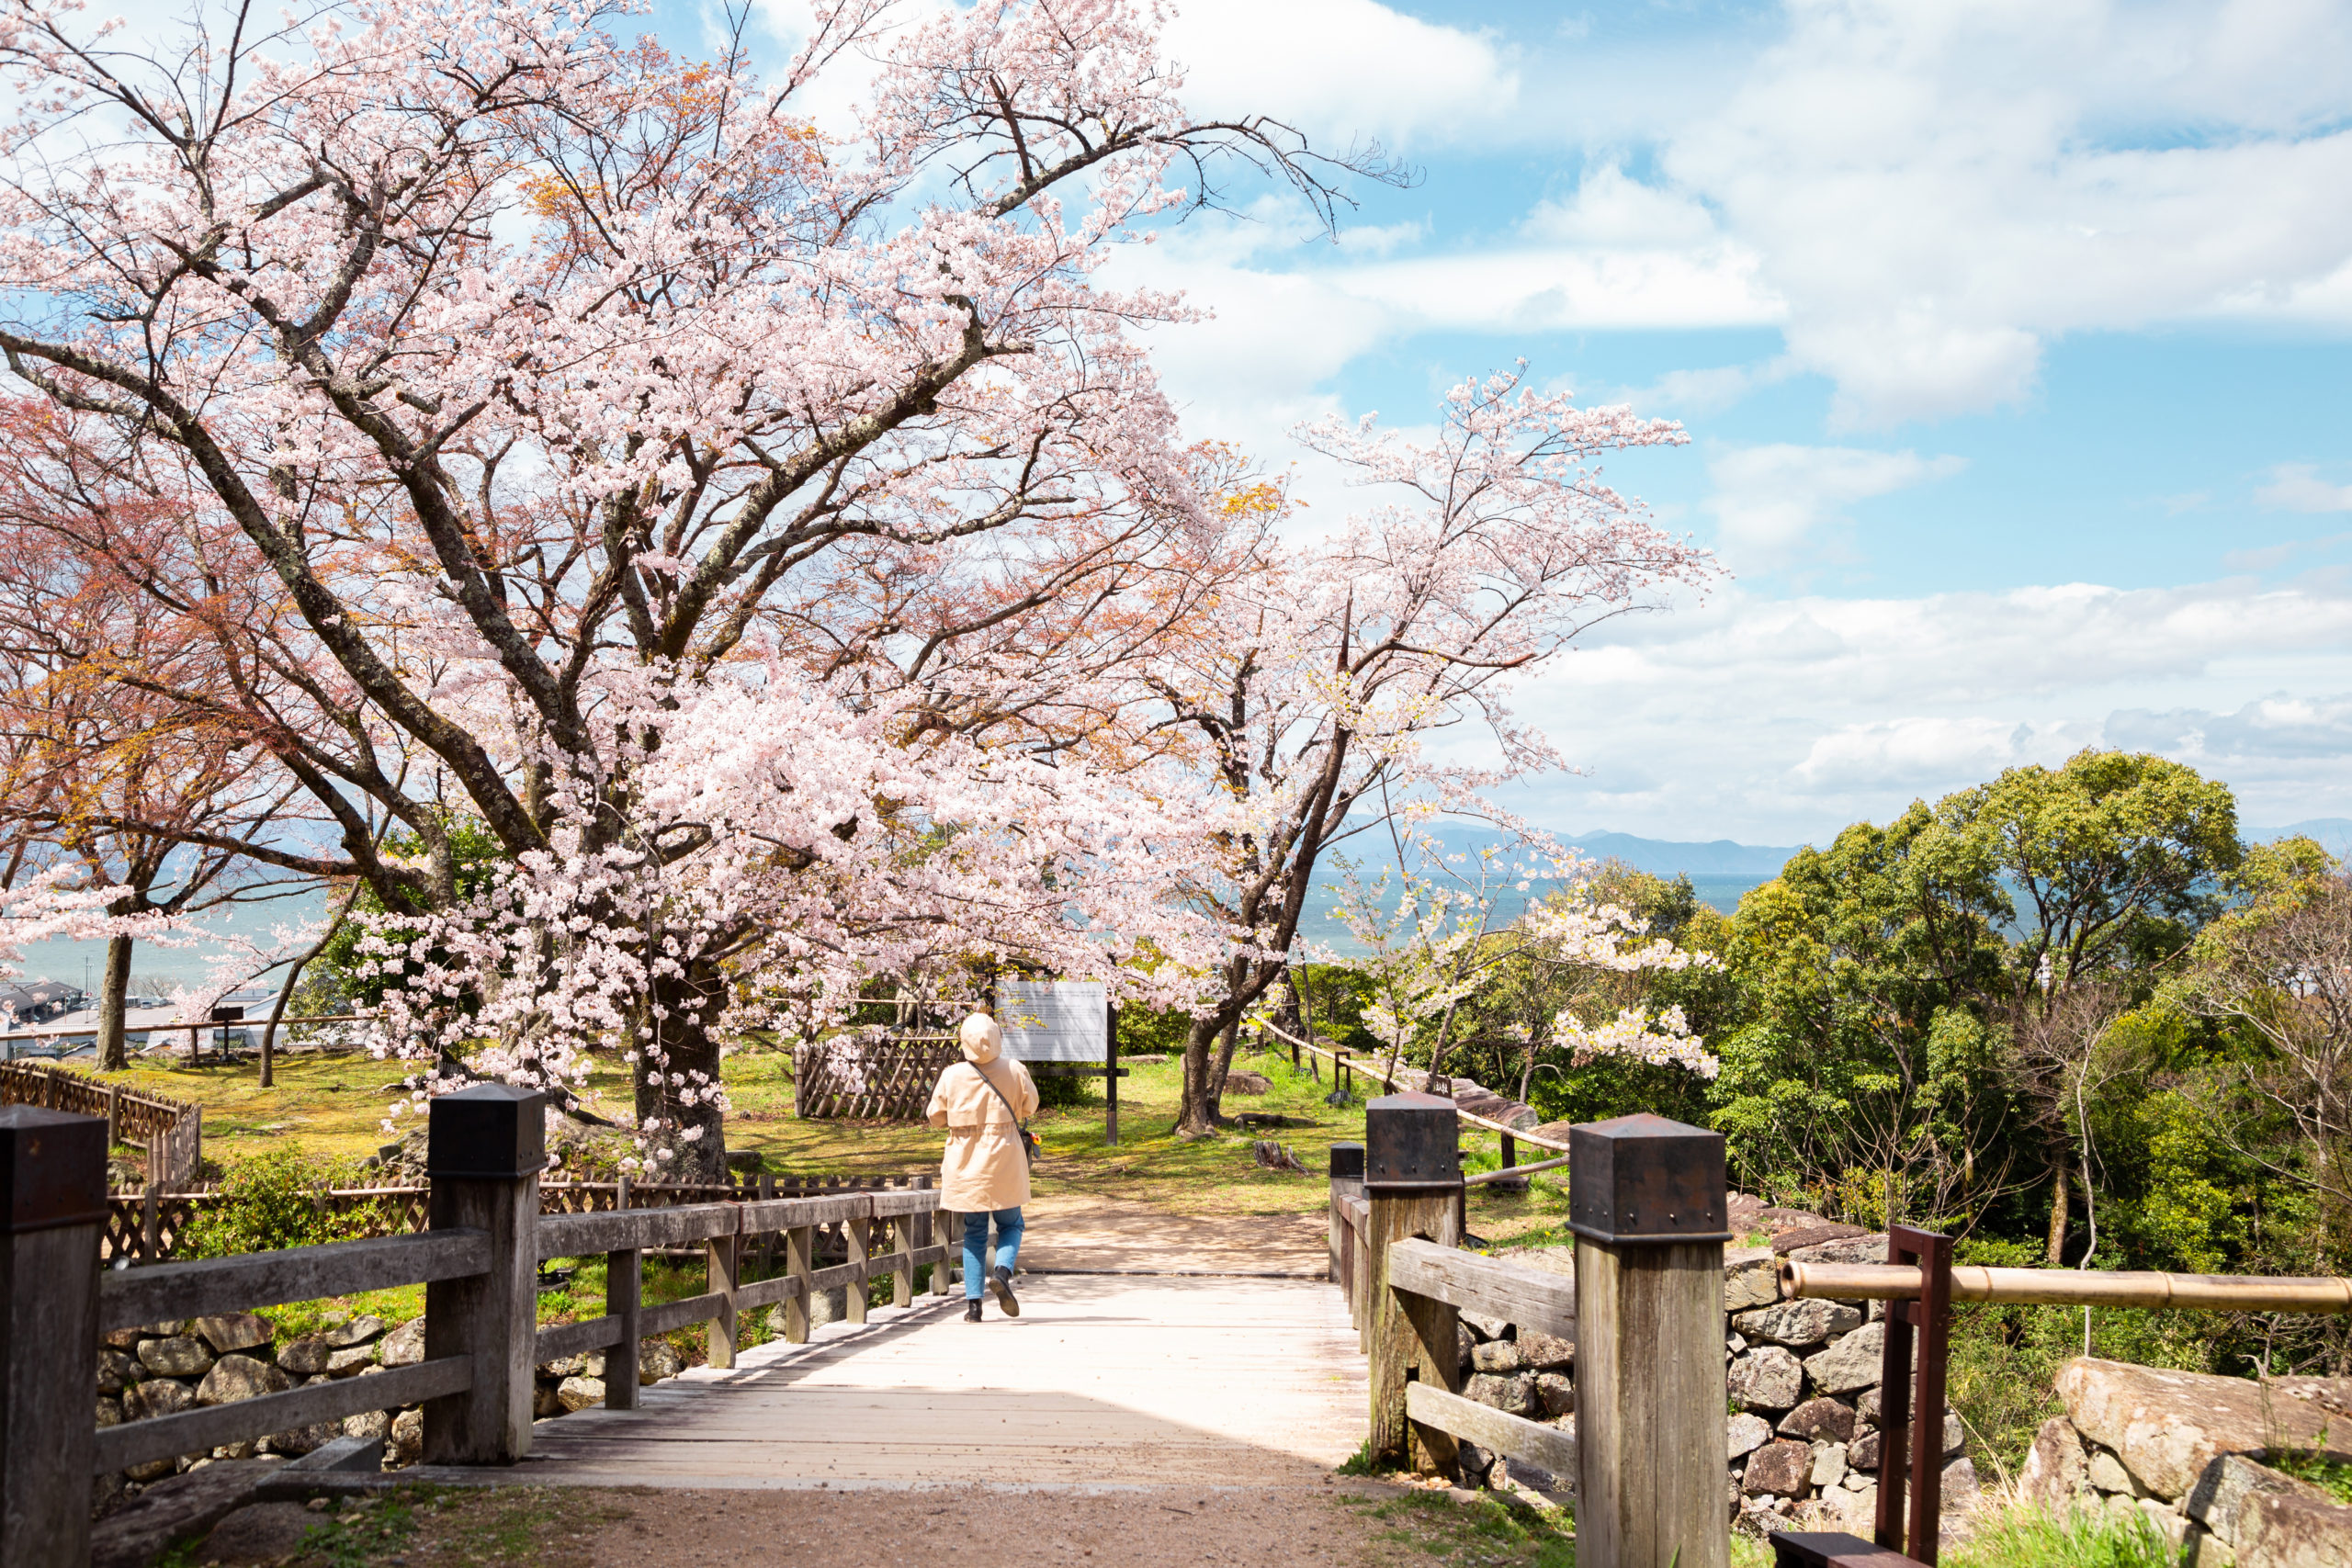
0,978,82,1023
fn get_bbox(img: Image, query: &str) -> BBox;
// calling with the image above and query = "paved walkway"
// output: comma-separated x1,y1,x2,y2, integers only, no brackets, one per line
505,1272,1366,1489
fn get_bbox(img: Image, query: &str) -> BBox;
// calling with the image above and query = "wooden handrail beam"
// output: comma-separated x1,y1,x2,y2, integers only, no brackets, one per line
1387,1237,1577,1339
100,1230,491,1329
1782,1261,2352,1313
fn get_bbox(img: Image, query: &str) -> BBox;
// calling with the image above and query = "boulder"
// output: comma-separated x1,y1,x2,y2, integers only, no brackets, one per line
1728,1412,1773,1460
1724,1247,1781,1312
138,1336,216,1379
96,1394,122,1427
122,1376,198,1422
1771,1223,1868,1256
2019,1416,2088,1509
2188,1454,2335,1550
1470,1340,1525,1375
1804,1322,1886,1395
1728,1346,1804,1412
197,1356,294,1406
1849,1427,1881,1471
1744,1439,1812,1496
1736,1299,1862,1349
1516,1328,1575,1371
1780,1397,1857,1444
1811,1442,1849,1489
324,1343,377,1378
1940,1456,1981,1520
639,1338,684,1385
257,1422,341,1457
191,1314,274,1357
276,1337,332,1377
1463,1312,1510,1341
379,1316,426,1368
1781,1233,1890,1266
1820,1481,1878,1535
96,1347,140,1394
88,1457,287,1568
2240,1487,2352,1568
389,1406,424,1465
2056,1359,2352,1502
1224,1072,1271,1095
533,1382,566,1418
556,1375,606,1413
1858,1386,1881,1423
1464,1372,1539,1418
322,1314,385,1348
1534,1371,1575,1418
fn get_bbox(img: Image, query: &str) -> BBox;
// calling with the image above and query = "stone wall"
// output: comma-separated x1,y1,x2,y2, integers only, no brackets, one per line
1448,1220,1976,1537
2018,1358,2352,1567
95,1309,691,1517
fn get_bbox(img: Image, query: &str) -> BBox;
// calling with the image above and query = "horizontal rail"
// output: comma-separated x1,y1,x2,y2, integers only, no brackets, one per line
100,1231,491,1329
534,1316,627,1363
808,1259,868,1293
1464,1153,1575,1186
733,1273,807,1314
95,1356,471,1473
537,1203,740,1259
741,1193,875,1230
868,1189,939,1219
1404,1382,1579,1478
909,1244,950,1268
640,1292,729,1337
1783,1261,2352,1314
0,1013,361,1045
1257,1021,1568,1153
1388,1237,1576,1338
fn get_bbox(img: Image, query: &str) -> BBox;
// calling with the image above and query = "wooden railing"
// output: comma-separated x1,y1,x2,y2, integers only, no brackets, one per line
0,1060,202,1185
0,1089,963,1566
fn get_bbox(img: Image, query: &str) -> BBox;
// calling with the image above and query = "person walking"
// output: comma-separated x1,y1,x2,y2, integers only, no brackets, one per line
925,1010,1039,1322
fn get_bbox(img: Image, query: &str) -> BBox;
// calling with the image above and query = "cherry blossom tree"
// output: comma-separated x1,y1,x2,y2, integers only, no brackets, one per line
0,0,1388,1171
1148,369,1716,1133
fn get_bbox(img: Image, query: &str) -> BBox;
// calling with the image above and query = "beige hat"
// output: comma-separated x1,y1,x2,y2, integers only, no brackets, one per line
959,1011,1003,1065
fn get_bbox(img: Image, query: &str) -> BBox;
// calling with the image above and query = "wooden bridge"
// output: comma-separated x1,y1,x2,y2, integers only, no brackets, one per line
2,1079,2067,1568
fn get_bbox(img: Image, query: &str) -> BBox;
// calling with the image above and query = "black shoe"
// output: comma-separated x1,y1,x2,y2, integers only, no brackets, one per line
989,1264,1020,1318
964,1299,983,1323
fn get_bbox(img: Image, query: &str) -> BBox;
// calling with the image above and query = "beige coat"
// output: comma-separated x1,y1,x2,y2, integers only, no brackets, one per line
925,1014,1039,1213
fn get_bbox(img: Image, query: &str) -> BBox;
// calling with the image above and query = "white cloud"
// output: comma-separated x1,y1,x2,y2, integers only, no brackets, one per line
2256,463,2352,513
1161,0,1519,152
1703,444,1964,563
1650,1,2352,425
1489,574,2352,841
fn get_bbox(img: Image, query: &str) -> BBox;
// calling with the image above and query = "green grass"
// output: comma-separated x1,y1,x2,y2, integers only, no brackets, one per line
1345,1488,1578,1567
1941,1502,2176,1568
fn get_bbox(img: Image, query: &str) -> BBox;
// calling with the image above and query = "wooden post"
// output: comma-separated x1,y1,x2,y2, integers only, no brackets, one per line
1569,1113,1732,1568
891,1213,913,1308
141,1174,159,1260
784,1224,813,1342
1363,1093,1463,1475
1328,1141,1363,1284
1104,1001,1119,1147
605,1238,641,1409
422,1083,544,1465
0,1106,107,1567
105,1081,120,1145
931,1205,954,1297
707,1227,739,1369
756,1173,776,1272
844,1210,870,1325
1876,1224,1954,1564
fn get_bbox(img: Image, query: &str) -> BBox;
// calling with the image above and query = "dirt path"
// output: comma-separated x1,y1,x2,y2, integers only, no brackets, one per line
1016,1191,1330,1277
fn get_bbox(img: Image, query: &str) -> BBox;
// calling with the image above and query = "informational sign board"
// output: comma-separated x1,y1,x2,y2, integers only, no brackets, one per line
997,979,1109,1063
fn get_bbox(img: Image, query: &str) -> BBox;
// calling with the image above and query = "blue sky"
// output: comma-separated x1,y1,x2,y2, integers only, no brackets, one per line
1086,0,2352,845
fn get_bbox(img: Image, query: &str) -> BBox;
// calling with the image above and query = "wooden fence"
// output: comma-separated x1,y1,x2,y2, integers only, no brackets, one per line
97,1171,932,1264
0,1061,201,1185
0,1089,967,1566
793,1036,962,1119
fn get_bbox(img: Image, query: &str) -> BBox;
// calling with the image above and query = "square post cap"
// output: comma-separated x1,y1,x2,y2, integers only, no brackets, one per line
1567,1112,1730,1245
0,1105,107,1234
1364,1091,1459,1190
426,1083,548,1179
1328,1141,1365,1180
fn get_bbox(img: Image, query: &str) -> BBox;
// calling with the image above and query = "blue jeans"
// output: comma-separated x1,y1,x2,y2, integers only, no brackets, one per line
962,1207,1023,1298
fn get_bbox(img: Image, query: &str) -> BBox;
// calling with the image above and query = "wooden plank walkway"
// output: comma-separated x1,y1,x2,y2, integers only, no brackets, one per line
495,1275,1365,1489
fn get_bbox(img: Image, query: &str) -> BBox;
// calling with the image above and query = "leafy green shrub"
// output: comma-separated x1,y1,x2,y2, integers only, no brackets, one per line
180,1148,400,1258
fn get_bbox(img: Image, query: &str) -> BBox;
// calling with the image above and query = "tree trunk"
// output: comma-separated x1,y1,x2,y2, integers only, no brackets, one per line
96,934,133,1071
2045,1160,2071,1266
1176,957,1264,1134
634,959,730,1182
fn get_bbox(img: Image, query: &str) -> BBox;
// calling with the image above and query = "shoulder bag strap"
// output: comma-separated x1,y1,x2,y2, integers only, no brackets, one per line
973,1060,1038,1167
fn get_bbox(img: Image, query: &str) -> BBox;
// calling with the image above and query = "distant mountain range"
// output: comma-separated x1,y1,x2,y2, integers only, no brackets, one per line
2263,819,2352,857
1559,830,1802,878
